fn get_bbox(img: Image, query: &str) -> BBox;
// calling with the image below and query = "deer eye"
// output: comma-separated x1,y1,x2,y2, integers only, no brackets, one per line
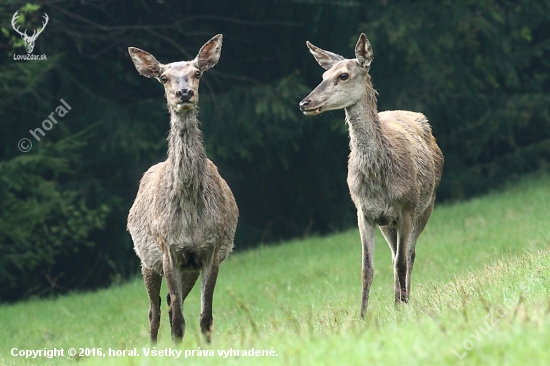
195,71,202,79
159,75,168,83
339,73,349,81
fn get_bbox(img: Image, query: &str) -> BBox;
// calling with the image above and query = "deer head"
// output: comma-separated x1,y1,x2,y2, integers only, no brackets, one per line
128,34,223,114
11,11,49,54
299,33,374,116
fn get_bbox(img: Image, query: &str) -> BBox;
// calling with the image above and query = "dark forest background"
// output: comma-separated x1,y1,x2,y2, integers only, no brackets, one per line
1,0,549,301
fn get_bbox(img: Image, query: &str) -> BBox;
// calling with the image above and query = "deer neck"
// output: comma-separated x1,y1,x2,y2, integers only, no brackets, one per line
167,107,207,199
344,79,388,169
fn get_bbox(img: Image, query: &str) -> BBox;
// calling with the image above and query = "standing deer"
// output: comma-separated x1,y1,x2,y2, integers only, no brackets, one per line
299,33,443,318
11,11,49,54
127,34,238,343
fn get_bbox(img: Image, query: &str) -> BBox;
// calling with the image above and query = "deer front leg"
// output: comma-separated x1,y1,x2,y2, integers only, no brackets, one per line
200,250,220,342
358,211,375,319
394,212,413,304
162,250,184,342
141,266,162,343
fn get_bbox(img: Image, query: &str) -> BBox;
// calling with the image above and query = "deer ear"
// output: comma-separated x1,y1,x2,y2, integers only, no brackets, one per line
355,33,373,68
128,47,163,78
306,41,345,70
196,34,223,72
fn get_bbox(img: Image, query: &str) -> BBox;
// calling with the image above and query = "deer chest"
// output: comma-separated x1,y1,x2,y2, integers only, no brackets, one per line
347,167,401,226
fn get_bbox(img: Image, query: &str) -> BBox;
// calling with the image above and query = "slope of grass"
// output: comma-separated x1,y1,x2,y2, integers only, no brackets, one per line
1,173,549,365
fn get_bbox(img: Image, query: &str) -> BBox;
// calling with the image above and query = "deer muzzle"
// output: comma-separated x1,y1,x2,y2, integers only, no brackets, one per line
299,98,323,116
176,88,194,103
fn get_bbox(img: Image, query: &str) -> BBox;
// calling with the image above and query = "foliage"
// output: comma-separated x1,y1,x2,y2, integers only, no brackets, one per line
0,0,549,299
0,136,110,299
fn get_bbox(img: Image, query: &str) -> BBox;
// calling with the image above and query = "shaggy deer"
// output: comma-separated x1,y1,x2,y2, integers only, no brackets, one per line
299,33,443,318
127,34,238,343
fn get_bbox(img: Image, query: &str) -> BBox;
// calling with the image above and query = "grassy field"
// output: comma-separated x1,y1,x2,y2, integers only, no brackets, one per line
1,173,549,365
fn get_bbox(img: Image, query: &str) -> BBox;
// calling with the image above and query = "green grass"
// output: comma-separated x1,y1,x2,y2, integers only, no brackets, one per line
1,173,550,365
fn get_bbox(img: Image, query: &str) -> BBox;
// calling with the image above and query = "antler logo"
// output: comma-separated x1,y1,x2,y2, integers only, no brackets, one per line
11,11,49,54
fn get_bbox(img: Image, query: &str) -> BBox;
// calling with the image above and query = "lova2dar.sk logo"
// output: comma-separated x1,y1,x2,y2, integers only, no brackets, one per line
11,10,48,60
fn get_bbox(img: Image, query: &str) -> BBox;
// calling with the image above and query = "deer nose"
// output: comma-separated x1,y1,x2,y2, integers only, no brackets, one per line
299,99,311,111
176,88,194,102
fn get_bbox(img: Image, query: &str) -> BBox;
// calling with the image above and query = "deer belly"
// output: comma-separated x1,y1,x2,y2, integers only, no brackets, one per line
133,226,218,275
174,246,214,272
359,200,399,226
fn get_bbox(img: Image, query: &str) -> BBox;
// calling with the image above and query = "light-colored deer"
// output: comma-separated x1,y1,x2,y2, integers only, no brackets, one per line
127,34,238,343
11,11,49,54
299,33,443,318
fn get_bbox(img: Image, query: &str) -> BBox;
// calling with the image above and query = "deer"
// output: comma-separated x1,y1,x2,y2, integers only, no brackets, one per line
11,11,49,54
127,34,238,343
299,33,443,319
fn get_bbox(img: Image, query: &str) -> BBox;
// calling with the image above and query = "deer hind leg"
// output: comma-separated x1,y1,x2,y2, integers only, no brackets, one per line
380,225,408,304
165,270,199,342
178,270,200,331
358,212,376,319
162,250,184,343
380,225,398,261
405,201,435,300
200,250,220,342
394,213,413,304
141,266,162,343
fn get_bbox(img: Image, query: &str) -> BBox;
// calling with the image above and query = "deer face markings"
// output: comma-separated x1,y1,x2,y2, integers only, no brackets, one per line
128,34,220,116
300,60,369,116
300,36,374,116
158,62,203,112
